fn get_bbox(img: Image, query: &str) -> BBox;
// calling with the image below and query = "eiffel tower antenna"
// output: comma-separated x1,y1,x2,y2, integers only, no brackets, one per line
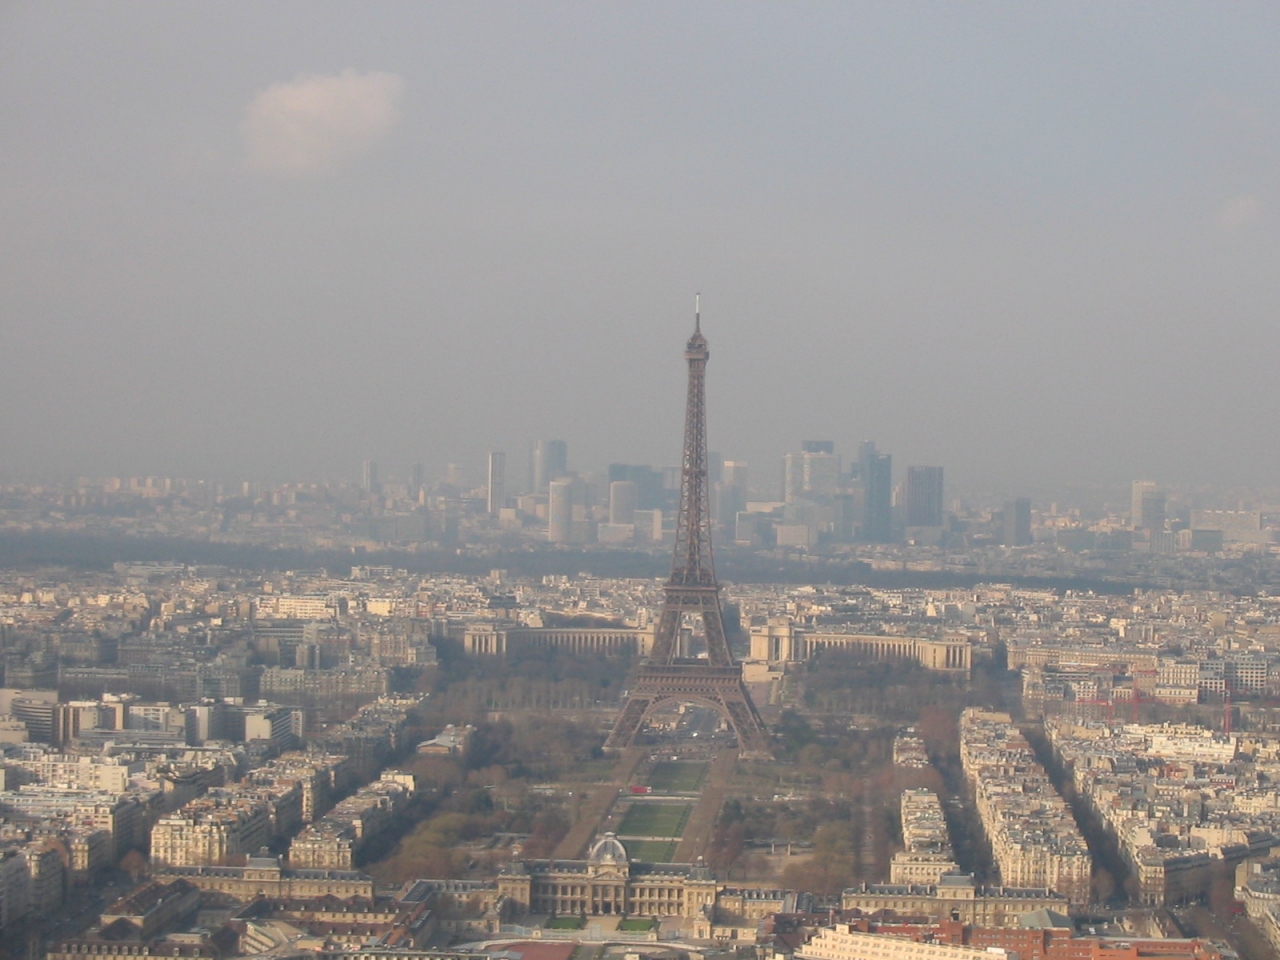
605,298,771,759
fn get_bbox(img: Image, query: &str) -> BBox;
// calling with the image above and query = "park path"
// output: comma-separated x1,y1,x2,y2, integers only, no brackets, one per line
553,746,645,859
856,786,877,878
673,749,738,863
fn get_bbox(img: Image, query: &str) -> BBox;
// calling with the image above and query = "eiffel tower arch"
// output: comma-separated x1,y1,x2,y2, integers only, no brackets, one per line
605,298,771,760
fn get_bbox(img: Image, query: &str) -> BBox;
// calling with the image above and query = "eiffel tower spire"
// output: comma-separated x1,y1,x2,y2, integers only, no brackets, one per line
606,298,771,758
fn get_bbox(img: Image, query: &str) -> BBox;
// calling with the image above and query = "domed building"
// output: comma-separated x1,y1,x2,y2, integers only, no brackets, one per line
497,832,717,919
588,832,629,865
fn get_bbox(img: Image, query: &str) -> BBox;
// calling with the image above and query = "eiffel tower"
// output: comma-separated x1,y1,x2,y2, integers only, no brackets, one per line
605,297,772,760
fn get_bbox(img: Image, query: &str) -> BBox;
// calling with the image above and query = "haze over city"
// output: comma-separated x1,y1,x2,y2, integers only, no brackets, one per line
17,9,1280,960
4,4,1280,492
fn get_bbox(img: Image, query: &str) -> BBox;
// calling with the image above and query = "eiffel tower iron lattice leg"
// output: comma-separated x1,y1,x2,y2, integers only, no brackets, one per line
605,663,772,759
606,297,772,760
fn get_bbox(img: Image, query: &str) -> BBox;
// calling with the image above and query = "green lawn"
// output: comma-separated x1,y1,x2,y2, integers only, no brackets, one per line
646,761,708,793
622,839,678,863
618,918,657,931
547,916,586,929
617,802,691,838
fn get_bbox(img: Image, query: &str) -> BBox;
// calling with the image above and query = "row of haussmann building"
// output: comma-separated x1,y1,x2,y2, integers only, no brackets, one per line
151,698,424,876
1046,717,1280,907
959,709,1092,904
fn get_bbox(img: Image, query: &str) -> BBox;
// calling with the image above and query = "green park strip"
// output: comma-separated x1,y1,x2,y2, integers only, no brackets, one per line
645,761,708,793
621,839,679,863
616,801,692,839
547,916,586,929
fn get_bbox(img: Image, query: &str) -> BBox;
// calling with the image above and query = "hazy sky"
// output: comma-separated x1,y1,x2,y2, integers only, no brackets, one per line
3,3,1280,494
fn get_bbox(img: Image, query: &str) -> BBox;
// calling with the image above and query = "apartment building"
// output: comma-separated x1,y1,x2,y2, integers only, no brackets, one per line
799,924,1013,960
6,753,144,793
151,794,272,867
890,789,959,885
288,773,414,870
960,710,1091,903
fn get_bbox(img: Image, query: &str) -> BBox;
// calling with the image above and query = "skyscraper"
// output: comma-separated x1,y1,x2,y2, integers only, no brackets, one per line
833,492,856,542
1004,497,1032,546
857,441,893,542
1131,480,1165,531
361,459,379,496
609,480,638,525
707,450,724,484
1131,480,1156,526
1143,491,1167,532
904,466,945,527
782,453,804,503
712,480,746,530
532,440,568,493
714,461,749,533
783,443,841,503
547,477,576,543
607,464,664,509
722,460,748,489
487,452,506,515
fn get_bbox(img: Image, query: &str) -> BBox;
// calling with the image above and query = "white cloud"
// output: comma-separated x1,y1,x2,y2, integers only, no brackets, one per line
1217,194,1262,230
243,69,404,176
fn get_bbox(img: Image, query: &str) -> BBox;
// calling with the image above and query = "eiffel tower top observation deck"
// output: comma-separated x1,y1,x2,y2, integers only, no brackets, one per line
605,297,770,758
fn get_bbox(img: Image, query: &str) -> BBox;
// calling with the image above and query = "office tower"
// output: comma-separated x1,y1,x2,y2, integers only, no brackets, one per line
605,300,770,758
833,492,856,542
1141,490,1167,532
904,466,945,527
662,465,682,495
547,477,576,543
1131,481,1156,526
361,459,379,496
410,462,425,494
487,452,506,515
857,441,893,542
717,462,749,531
633,508,663,541
1004,497,1033,546
783,453,803,503
532,440,568,492
1131,480,1165,531
783,445,841,503
607,464,664,509
712,480,746,529
809,450,842,499
609,480,638,525
707,450,724,484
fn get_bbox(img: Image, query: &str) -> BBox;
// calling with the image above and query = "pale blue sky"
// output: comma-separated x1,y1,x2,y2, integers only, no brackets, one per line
2,3,1278,493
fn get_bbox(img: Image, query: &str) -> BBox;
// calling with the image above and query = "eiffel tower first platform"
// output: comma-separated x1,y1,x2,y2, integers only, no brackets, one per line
604,298,772,760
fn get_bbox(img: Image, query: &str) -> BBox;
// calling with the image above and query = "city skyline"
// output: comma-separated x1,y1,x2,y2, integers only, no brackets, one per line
8,445,1280,514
